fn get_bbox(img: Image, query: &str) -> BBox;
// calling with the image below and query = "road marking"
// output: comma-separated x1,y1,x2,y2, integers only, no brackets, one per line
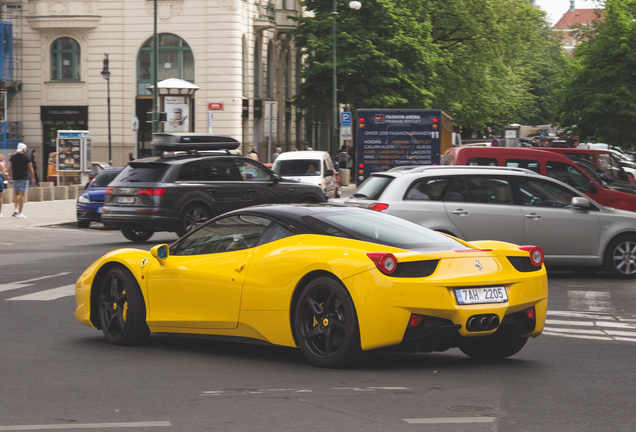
568,290,612,311
6,285,75,301
0,273,71,294
403,417,497,424
0,421,172,431
545,310,636,343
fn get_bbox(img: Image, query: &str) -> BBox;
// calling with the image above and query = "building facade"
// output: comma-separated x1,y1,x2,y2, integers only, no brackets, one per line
0,0,305,174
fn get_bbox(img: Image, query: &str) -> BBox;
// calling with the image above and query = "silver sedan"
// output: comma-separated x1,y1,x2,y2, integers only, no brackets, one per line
344,165,636,278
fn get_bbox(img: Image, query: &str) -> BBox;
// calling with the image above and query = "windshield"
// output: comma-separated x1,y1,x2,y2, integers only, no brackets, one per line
114,163,168,183
274,159,322,176
352,175,394,200
91,171,120,188
303,210,464,252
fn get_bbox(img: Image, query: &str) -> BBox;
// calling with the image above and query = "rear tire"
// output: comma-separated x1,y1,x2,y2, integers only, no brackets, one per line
177,203,212,237
293,276,361,368
121,228,154,243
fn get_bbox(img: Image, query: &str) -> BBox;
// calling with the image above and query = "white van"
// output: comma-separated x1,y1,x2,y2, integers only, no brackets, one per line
272,151,340,198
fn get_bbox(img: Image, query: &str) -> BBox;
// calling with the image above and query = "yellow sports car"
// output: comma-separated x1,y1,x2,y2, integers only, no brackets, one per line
75,204,548,367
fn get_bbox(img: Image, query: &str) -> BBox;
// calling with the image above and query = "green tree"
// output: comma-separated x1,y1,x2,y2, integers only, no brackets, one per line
293,0,438,122
426,0,565,134
293,0,566,135
559,0,636,147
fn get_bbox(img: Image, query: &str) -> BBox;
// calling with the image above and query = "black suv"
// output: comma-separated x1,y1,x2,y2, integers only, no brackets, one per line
102,133,328,242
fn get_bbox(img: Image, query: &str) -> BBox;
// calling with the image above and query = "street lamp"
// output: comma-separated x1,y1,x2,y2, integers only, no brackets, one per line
331,0,361,157
101,53,112,165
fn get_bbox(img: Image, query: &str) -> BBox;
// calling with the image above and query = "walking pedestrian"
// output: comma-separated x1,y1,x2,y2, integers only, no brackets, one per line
0,153,8,217
8,143,35,218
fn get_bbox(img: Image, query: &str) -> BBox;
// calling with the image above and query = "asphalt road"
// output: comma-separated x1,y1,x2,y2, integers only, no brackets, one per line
1,225,635,432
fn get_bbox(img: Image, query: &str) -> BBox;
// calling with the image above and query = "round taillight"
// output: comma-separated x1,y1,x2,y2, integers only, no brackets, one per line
367,252,397,275
519,246,544,267
368,203,389,212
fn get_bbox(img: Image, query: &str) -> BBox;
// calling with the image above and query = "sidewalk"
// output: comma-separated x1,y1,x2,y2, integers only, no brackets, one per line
0,183,358,230
0,198,77,229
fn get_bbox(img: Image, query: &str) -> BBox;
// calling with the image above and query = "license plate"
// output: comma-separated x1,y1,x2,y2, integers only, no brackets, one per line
455,286,508,305
116,196,135,204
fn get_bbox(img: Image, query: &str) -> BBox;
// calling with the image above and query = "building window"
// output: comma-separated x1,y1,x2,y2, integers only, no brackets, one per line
51,37,80,81
242,37,248,97
266,41,273,99
254,39,260,97
137,33,194,96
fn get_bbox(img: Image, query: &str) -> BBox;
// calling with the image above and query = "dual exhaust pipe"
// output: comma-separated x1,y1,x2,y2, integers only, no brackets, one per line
466,314,500,332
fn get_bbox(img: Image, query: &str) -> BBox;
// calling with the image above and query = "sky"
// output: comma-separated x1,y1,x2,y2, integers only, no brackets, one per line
533,0,603,25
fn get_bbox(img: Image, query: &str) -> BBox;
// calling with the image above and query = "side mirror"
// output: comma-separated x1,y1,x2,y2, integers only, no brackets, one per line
588,181,598,194
325,169,334,177
271,173,281,183
572,197,591,209
150,244,169,264
84,182,90,189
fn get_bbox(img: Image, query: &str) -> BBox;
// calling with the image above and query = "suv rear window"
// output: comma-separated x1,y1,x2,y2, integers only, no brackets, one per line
116,163,169,183
353,175,395,200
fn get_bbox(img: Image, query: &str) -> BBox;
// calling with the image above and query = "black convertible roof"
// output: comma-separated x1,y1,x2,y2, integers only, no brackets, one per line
151,133,240,152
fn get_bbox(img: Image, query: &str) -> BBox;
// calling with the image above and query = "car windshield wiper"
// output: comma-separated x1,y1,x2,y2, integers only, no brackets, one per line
353,193,368,198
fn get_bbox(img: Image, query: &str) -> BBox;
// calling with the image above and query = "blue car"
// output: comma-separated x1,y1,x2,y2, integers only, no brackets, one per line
76,168,122,228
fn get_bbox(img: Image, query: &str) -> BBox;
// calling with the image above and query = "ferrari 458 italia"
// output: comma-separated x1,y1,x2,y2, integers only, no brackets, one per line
75,204,548,367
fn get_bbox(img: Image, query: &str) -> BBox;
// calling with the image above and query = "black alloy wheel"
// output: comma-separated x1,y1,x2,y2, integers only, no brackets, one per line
177,204,211,237
294,277,361,368
98,267,150,345
121,228,154,243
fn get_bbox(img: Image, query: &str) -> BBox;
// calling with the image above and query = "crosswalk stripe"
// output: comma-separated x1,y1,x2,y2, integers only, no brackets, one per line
6,285,75,301
0,272,71,293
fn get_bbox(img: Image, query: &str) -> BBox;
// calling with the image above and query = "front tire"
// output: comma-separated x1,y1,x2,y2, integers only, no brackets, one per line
98,267,150,345
177,203,211,237
604,234,636,279
293,276,361,368
121,228,154,243
459,332,528,360
77,220,90,228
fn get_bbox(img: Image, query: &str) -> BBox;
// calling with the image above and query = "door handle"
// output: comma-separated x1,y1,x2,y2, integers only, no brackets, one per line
451,209,468,216
206,188,215,194
525,213,542,220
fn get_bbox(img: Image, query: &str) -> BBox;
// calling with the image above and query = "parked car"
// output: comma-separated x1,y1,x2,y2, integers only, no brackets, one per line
541,147,635,183
76,167,123,228
572,158,636,196
442,146,636,212
101,134,328,242
75,204,547,367
272,150,340,198
345,165,636,278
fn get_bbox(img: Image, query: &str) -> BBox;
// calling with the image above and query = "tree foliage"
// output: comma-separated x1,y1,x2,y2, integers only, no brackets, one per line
293,0,566,133
559,0,636,146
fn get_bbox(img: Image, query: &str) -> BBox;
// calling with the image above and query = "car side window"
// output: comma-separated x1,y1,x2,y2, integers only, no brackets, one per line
236,160,272,182
405,178,450,201
177,159,242,182
516,178,577,208
545,161,590,192
446,178,468,202
467,157,497,166
171,215,271,256
505,159,540,174
463,176,513,204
